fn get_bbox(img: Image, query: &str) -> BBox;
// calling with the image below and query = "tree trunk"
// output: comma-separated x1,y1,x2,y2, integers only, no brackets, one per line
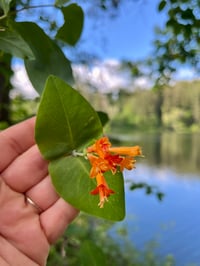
0,53,13,125
155,89,163,128
0,1,16,125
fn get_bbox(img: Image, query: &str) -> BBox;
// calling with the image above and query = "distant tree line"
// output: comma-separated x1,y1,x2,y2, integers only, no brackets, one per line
108,80,200,133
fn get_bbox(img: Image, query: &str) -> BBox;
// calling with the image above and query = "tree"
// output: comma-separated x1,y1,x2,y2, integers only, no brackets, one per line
124,0,200,127
0,0,16,124
0,0,123,125
153,0,200,84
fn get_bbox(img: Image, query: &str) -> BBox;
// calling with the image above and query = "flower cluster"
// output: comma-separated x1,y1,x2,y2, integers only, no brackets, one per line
86,136,142,208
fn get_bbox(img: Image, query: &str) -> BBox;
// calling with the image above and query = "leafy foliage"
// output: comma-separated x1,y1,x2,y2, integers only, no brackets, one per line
47,213,176,266
0,1,85,95
130,182,164,201
107,80,200,133
56,4,84,46
0,22,34,59
12,21,74,94
0,0,12,17
153,0,200,84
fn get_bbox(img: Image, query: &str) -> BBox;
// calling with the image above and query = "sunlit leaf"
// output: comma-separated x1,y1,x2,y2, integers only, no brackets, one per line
54,0,70,7
35,75,125,220
12,22,73,94
35,75,103,160
49,156,125,221
0,23,34,59
56,4,84,46
0,0,12,17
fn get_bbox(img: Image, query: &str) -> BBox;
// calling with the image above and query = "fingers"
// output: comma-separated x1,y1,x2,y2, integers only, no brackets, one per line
1,145,48,192
0,117,36,172
26,175,59,211
0,178,50,266
40,198,79,244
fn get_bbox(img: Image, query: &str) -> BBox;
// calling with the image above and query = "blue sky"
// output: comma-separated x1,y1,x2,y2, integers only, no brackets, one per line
16,0,166,61
12,0,168,98
79,1,196,80
80,0,166,61
12,0,197,98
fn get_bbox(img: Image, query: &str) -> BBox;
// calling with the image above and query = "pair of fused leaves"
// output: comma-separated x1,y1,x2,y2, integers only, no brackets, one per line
0,2,83,94
35,76,125,221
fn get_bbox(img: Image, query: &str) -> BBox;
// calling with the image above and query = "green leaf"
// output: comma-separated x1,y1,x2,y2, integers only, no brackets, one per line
0,0,12,17
157,192,164,201
0,23,34,59
35,75,125,221
49,156,125,221
97,111,109,127
35,75,103,160
78,240,107,266
56,4,84,46
158,0,166,12
54,0,70,7
12,21,73,94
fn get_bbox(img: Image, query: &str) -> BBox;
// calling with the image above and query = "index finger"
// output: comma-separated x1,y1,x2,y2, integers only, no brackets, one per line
0,117,36,172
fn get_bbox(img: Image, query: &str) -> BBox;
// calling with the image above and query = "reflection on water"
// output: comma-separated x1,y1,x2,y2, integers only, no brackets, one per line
113,132,200,175
111,133,200,266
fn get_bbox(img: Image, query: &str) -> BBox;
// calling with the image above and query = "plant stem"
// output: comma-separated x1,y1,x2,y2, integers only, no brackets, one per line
72,150,85,157
16,4,55,14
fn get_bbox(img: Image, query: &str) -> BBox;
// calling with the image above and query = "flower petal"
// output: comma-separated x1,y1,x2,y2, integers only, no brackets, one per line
109,145,142,157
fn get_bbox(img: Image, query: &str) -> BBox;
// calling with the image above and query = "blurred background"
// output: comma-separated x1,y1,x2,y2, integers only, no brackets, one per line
1,0,200,265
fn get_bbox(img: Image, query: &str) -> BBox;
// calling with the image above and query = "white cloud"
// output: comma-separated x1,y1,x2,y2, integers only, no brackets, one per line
133,76,152,89
11,60,200,100
73,59,130,93
173,67,197,80
11,59,130,98
11,64,39,99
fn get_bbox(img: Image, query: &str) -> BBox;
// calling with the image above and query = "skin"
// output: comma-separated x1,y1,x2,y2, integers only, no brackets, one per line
0,117,79,266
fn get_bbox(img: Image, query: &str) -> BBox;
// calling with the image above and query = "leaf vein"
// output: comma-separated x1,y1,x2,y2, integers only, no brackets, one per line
54,79,75,149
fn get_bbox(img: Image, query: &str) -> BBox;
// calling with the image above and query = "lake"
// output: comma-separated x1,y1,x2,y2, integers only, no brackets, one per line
111,132,200,266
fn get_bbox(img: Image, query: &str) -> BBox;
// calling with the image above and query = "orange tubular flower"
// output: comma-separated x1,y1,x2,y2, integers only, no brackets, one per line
109,145,142,157
104,153,123,174
120,157,136,171
87,136,111,158
87,154,110,178
90,173,115,208
86,136,143,208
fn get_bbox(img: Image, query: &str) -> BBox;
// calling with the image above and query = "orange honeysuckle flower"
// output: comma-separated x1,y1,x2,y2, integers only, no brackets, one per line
86,136,143,208
87,154,110,178
87,136,111,158
90,172,115,208
109,145,142,157
120,156,136,171
104,153,123,174
88,153,123,177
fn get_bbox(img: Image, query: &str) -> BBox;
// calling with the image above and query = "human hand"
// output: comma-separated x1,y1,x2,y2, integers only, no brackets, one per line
0,117,79,266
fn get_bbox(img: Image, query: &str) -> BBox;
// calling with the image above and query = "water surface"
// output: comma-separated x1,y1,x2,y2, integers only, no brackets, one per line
112,132,200,265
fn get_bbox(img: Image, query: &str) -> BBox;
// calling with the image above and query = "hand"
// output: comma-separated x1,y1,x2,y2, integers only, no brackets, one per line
0,117,79,266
